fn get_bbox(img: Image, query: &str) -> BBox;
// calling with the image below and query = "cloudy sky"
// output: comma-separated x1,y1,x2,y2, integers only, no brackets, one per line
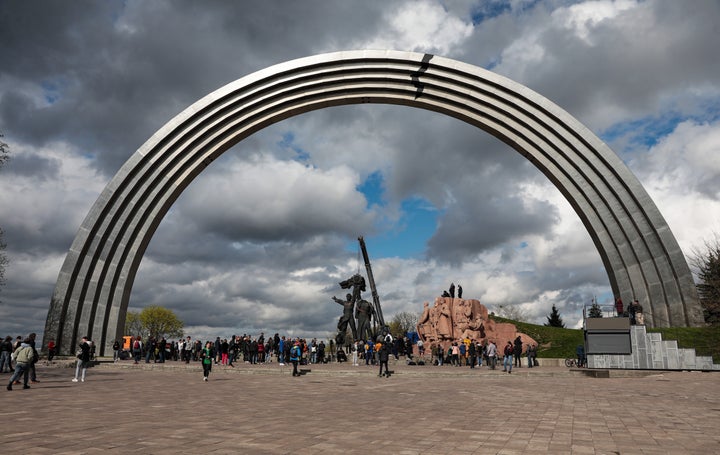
1,0,719,342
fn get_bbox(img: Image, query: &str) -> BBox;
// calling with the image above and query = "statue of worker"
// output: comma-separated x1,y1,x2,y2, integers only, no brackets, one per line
355,298,374,341
332,293,358,343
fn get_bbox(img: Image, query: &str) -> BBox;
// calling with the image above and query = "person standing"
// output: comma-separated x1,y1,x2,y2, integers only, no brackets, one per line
477,341,485,367
614,297,624,317
26,333,40,383
378,340,390,377
145,336,156,363
132,336,143,364
290,341,302,377
486,340,497,370
365,339,374,366
200,341,213,381
468,340,477,369
513,336,523,368
502,341,514,374
633,300,645,325
0,336,13,373
112,339,121,363
72,336,91,383
228,336,237,367
527,344,536,368
220,339,229,365
351,340,359,366
47,339,56,362
183,335,190,363
157,337,166,363
278,336,286,366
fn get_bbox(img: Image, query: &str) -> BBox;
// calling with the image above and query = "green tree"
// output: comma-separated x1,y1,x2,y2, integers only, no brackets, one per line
689,234,720,324
544,304,565,328
496,304,529,322
138,306,184,339
0,133,9,297
124,311,143,337
588,301,603,318
388,311,419,338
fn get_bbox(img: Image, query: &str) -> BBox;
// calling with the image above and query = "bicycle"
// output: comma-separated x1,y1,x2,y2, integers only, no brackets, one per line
565,358,584,368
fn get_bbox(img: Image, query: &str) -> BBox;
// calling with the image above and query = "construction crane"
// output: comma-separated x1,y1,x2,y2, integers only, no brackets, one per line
358,236,385,328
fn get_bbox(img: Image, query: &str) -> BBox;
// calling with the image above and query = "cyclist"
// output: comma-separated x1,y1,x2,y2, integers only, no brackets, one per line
576,344,585,368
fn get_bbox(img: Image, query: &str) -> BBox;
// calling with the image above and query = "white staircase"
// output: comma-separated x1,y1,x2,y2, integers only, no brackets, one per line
587,325,719,371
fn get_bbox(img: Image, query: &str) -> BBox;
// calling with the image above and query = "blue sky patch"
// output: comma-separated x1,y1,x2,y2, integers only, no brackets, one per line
358,170,385,208
41,79,62,105
278,132,310,162
470,1,512,24
601,101,720,150
354,171,439,259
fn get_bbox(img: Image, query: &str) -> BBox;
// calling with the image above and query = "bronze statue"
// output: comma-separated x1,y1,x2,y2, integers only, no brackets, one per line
355,298,374,341
332,293,357,344
339,273,366,304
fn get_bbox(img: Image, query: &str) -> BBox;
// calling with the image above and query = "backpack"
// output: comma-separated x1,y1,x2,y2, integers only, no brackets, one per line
133,340,140,350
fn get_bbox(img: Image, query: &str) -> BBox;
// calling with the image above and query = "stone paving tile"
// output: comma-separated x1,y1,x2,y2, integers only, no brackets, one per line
2,360,720,454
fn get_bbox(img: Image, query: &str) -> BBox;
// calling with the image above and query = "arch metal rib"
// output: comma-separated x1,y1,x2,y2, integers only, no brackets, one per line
43,50,703,355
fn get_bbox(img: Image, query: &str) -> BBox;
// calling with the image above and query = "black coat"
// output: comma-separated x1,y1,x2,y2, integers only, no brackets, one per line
78,342,91,362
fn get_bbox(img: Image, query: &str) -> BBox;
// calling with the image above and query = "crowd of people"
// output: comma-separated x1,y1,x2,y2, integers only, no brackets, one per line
118,332,340,368
2,329,544,389
420,336,539,374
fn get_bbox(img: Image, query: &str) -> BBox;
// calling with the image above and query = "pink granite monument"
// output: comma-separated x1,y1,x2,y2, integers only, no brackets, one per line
416,297,537,352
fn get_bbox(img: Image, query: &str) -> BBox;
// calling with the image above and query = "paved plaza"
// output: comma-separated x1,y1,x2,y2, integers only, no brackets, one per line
3,359,720,454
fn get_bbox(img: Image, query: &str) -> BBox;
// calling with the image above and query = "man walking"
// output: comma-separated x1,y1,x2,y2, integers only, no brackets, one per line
7,339,34,390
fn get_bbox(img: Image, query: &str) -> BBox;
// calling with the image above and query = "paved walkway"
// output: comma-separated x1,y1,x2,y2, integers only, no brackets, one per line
4,359,720,454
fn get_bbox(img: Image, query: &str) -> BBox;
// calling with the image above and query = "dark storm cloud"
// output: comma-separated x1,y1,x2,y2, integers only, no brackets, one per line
0,0,388,176
3,152,59,180
492,0,720,130
426,173,559,263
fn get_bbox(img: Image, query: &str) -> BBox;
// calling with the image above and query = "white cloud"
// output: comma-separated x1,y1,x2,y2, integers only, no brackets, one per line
354,1,474,55
553,0,637,42
632,119,720,253
177,155,375,240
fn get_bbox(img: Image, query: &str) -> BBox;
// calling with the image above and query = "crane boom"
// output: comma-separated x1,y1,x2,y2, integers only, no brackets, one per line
358,236,385,328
